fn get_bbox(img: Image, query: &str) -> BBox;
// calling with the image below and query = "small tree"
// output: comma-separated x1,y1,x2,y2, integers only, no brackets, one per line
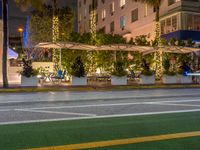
20,59,38,78
112,61,127,77
71,56,86,77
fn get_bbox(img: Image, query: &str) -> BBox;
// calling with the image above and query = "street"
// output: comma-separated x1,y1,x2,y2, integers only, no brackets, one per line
0,88,200,125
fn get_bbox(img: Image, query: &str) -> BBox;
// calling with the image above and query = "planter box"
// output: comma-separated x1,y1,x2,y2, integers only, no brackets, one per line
21,76,38,87
162,75,177,84
71,76,87,86
111,76,127,85
178,75,192,84
139,75,155,85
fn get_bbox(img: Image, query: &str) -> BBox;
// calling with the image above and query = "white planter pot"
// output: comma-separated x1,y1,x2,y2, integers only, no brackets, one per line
178,75,192,84
71,76,87,86
139,75,155,85
21,76,38,87
111,76,127,85
162,75,177,84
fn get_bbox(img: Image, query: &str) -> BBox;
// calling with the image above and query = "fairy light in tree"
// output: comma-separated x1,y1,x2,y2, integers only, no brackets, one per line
90,0,97,44
154,21,163,80
52,15,60,71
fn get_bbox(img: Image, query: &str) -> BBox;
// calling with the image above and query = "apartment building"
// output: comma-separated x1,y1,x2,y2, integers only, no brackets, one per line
77,0,200,42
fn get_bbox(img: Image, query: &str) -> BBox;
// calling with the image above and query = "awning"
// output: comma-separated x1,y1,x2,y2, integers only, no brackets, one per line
8,48,18,59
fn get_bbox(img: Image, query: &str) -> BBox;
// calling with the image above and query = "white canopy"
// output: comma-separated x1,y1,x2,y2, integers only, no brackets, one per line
8,48,18,59
35,42,154,52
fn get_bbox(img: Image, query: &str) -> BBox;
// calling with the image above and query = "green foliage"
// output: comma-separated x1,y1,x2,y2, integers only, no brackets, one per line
29,5,74,45
112,61,127,77
71,56,86,77
187,38,195,47
69,32,126,46
169,38,177,46
61,50,89,75
163,59,170,72
141,54,154,76
135,35,150,46
160,38,168,46
94,51,114,73
20,59,39,77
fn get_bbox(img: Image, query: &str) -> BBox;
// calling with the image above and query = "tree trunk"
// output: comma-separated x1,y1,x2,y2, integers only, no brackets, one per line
2,0,9,88
52,0,60,71
154,7,163,80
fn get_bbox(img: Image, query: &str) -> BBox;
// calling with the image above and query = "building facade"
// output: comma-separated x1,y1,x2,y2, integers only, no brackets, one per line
77,0,200,42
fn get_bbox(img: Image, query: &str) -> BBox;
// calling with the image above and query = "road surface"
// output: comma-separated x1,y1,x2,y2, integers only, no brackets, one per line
0,88,200,125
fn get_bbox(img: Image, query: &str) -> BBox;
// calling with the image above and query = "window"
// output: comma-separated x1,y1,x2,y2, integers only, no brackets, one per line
84,8,87,18
172,16,177,31
110,21,115,32
161,20,165,34
79,14,82,22
131,8,138,22
186,14,193,30
120,0,126,8
79,1,81,8
110,2,115,15
144,4,148,17
194,15,200,31
120,16,125,29
101,0,105,4
168,0,180,6
102,9,106,20
166,18,171,33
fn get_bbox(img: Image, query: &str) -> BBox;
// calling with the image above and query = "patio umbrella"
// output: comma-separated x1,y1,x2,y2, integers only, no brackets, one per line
35,42,97,69
8,48,18,59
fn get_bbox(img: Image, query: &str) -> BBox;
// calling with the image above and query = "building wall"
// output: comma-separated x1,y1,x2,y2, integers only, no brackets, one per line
78,0,200,41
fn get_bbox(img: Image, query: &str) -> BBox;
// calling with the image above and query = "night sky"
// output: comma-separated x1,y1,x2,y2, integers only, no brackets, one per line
8,0,77,37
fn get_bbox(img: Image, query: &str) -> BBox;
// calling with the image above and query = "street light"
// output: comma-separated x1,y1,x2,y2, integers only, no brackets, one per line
18,27,23,34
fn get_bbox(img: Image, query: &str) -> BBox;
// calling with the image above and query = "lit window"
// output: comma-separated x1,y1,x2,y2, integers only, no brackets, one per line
110,2,115,15
144,4,148,17
168,0,180,6
120,0,126,8
194,15,200,31
102,9,106,20
120,16,125,29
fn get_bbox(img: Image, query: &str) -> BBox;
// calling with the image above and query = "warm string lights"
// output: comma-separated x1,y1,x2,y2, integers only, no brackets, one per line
90,9,97,44
154,22,163,80
52,15,60,71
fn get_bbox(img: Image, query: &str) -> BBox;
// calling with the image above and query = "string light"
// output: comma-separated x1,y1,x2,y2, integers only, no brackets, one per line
52,15,60,71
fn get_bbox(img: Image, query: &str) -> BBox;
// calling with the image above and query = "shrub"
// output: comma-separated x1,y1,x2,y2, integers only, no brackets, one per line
112,61,127,77
163,58,176,76
20,58,39,78
141,59,154,76
71,56,86,77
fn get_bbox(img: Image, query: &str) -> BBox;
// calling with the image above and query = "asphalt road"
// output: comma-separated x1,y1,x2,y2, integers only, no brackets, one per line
0,88,200,125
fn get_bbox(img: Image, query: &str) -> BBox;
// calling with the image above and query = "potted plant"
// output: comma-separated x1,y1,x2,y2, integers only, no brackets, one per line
139,58,155,85
177,55,192,84
162,58,177,84
177,64,192,84
70,56,87,85
20,58,39,87
111,61,127,85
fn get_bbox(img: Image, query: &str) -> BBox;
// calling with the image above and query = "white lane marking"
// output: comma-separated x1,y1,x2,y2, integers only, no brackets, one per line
1,109,200,125
22,99,200,110
15,109,96,117
0,109,12,112
151,103,200,107
0,95,199,104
